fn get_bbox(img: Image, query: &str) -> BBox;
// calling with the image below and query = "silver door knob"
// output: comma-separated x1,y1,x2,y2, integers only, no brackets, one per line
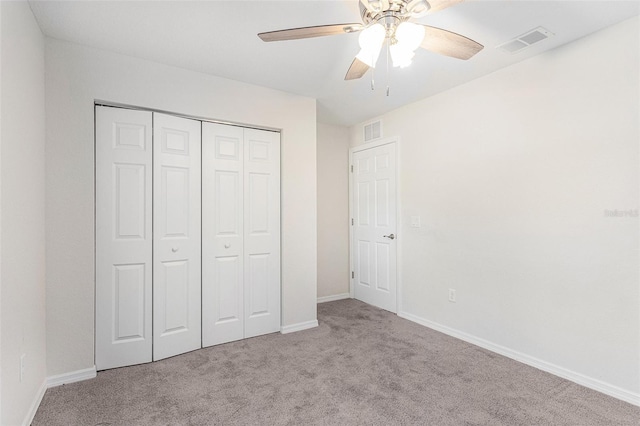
224,244,230,249
171,247,179,252
383,234,395,240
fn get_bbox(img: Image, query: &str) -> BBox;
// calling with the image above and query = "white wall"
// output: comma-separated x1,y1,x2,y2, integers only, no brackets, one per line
45,39,317,376
317,123,350,300
350,17,640,402
1,2,47,425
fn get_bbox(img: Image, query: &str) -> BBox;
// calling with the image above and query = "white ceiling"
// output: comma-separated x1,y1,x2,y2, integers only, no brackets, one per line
29,0,640,126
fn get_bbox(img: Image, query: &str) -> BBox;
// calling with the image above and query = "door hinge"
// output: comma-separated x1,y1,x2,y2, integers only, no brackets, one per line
350,165,353,173
351,218,354,225
352,271,354,279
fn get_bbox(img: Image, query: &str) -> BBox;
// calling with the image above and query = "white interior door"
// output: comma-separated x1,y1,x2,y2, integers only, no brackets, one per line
202,123,245,346
202,123,281,346
352,143,397,312
153,112,202,361
243,128,281,338
96,106,153,370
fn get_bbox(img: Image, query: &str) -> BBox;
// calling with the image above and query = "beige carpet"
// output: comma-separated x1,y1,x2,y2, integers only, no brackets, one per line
33,299,639,425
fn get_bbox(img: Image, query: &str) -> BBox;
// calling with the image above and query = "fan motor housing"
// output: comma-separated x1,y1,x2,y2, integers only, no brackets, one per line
360,0,431,25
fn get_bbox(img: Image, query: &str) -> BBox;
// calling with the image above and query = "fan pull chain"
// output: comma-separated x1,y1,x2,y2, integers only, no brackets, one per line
370,50,375,91
386,38,391,97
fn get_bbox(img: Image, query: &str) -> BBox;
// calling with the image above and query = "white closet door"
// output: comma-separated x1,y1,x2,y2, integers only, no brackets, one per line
243,128,281,338
96,106,153,370
153,113,202,360
202,123,245,346
202,124,281,346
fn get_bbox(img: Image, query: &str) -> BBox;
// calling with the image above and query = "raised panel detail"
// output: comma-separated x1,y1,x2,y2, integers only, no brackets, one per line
162,128,189,155
215,171,240,236
358,241,370,286
216,256,241,323
357,182,370,226
161,260,189,335
114,164,146,240
357,157,370,174
376,179,389,227
248,254,269,317
162,166,189,238
114,122,146,150
249,140,269,161
113,264,145,342
376,243,390,292
216,136,240,160
375,153,389,171
249,173,269,234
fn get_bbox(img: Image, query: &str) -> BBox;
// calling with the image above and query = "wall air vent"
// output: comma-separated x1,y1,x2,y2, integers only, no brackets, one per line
497,27,554,54
364,120,382,142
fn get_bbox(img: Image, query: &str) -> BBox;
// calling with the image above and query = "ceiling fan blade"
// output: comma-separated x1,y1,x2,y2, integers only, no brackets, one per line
345,58,370,80
426,0,465,14
419,25,483,60
258,23,363,42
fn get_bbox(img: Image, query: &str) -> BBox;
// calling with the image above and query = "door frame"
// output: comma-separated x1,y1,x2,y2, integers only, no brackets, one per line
348,137,402,313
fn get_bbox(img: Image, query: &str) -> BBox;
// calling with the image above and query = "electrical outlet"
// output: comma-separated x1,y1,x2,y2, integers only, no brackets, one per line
20,354,26,382
448,289,456,303
410,216,421,228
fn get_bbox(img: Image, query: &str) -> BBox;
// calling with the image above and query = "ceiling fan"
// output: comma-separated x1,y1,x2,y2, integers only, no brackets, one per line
258,0,484,81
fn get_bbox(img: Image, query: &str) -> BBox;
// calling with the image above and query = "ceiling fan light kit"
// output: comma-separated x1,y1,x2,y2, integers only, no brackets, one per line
257,0,483,82
356,23,386,67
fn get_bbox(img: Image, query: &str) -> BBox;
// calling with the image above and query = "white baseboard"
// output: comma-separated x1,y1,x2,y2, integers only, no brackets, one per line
46,366,97,388
317,293,351,303
280,320,319,334
398,311,640,407
22,380,47,426
22,367,97,425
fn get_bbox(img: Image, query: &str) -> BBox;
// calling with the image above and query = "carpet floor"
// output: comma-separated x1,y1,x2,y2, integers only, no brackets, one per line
33,299,639,425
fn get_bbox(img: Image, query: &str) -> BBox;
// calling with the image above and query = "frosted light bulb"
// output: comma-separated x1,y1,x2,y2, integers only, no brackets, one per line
356,24,386,67
395,22,425,52
390,43,415,68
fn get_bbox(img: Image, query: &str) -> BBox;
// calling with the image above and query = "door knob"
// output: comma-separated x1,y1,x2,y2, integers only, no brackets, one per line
224,244,230,249
383,234,395,240
171,247,179,253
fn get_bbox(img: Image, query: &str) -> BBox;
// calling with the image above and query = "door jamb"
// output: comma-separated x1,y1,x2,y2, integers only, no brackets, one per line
348,137,401,314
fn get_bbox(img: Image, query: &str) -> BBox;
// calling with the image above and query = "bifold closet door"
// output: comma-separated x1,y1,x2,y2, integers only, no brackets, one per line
96,108,202,369
96,106,153,370
153,113,202,361
202,123,244,346
202,123,281,347
243,128,281,339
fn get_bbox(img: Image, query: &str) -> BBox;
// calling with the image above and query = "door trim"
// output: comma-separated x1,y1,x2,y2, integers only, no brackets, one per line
348,137,402,314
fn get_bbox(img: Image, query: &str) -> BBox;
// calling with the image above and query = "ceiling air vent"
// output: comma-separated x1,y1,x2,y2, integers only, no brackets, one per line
497,27,554,54
364,120,382,142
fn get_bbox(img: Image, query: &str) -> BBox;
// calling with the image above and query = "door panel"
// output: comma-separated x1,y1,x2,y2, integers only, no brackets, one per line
153,113,201,361
202,123,245,346
353,143,397,312
203,124,281,345
244,128,280,338
96,106,153,370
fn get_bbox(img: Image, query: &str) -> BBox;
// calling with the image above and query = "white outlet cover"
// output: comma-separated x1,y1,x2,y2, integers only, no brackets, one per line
410,216,421,228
